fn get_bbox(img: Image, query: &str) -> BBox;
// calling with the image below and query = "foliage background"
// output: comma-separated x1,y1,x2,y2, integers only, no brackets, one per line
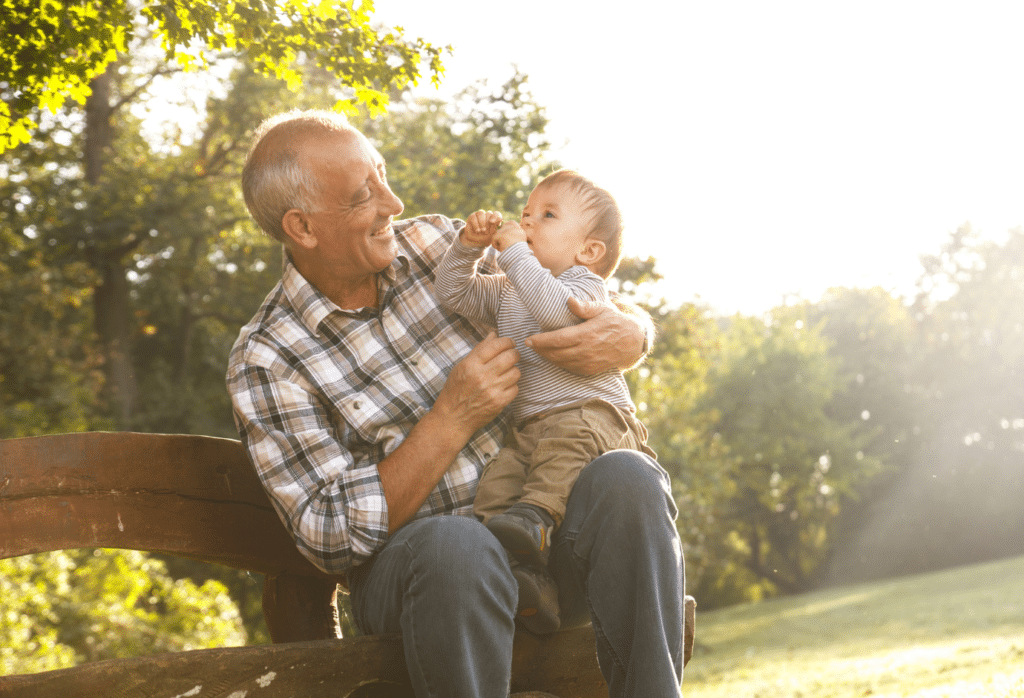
3,1,1024,673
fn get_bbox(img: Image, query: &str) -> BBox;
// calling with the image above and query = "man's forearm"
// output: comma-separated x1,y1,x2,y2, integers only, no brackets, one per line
376,407,475,533
377,332,519,532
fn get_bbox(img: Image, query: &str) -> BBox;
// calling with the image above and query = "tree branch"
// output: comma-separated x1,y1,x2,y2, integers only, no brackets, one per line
110,65,184,113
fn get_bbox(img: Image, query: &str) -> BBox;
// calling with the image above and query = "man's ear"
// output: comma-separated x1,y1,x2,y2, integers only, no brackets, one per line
281,209,318,249
576,239,607,269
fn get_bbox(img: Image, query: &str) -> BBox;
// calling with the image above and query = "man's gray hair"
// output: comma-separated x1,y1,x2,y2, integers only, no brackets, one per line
242,109,356,242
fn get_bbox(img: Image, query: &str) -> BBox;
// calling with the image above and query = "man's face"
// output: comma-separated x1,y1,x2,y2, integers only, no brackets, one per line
300,130,404,280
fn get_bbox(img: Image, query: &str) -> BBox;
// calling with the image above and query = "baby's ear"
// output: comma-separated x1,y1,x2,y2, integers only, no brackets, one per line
576,239,607,269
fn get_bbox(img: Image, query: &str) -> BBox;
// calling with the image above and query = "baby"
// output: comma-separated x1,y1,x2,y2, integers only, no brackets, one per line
434,169,655,634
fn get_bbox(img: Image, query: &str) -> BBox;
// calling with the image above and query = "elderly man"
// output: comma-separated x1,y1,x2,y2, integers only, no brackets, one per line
226,109,685,697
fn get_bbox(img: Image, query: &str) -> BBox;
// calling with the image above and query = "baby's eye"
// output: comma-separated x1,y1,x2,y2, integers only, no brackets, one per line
544,211,555,218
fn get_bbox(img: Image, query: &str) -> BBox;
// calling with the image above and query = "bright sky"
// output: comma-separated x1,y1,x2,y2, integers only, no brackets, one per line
373,0,1024,315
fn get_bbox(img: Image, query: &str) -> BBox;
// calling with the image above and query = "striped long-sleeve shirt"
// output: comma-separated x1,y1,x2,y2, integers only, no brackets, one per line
226,215,508,575
435,236,636,424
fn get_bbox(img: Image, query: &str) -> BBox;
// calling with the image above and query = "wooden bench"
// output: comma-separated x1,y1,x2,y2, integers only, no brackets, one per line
0,432,695,697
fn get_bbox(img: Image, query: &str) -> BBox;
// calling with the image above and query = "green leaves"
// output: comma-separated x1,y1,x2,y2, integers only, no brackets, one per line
0,0,447,152
0,550,245,673
364,70,556,221
0,0,131,149
701,308,886,595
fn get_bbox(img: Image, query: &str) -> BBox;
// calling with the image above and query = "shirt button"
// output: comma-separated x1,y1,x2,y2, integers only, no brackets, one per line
353,401,362,410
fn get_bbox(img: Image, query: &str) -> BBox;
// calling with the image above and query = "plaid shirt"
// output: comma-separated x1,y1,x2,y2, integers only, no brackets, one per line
226,215,508,575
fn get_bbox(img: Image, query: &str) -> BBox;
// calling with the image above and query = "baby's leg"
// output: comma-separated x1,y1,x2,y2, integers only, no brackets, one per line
520,402,635,525
473,431,533,525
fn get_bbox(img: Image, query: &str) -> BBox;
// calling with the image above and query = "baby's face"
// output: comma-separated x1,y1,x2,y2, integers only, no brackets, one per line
519,183,592,276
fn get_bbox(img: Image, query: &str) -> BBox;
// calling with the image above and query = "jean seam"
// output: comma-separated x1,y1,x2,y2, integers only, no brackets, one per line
402,537,437,698
581,567,629,686
562,530,629,685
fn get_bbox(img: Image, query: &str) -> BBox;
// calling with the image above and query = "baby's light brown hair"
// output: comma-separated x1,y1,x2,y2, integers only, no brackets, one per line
535,169,624,279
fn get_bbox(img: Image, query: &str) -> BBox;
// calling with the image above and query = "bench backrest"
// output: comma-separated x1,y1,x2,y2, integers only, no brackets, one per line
0,431,323,578
1,432,687,697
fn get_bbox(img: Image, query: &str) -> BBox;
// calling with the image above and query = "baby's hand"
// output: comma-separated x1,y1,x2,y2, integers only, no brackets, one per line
492,220,527,252
462,210,503,247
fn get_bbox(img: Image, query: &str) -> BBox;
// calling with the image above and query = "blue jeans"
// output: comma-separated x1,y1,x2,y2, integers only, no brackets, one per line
348,450,685,697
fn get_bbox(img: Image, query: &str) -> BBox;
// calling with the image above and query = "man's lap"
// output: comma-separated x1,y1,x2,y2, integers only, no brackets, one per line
348,450,679,635
347,515,517,635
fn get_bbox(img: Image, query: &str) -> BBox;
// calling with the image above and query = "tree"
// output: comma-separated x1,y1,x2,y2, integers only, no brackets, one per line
1,0,446,151
807,287,919,474
3,60,566,650
832,224,1024,581
2,61,285,428
2,0,446,423
623,298,732,598
913,224,1024,449
2,3,449,653
802,287,925,583
0,225,104,438
362,69,558,221
699,306,885,596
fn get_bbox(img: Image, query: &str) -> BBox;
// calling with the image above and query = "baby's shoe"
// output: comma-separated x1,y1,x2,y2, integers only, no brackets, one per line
487,502,555,568
509,558,560,635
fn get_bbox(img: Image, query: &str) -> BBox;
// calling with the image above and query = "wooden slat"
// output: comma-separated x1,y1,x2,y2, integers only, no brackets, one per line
510,626,606,696
262,573,342,642
0,636,414,698
0,432,329,579
0,626,607,698
685,595,697,667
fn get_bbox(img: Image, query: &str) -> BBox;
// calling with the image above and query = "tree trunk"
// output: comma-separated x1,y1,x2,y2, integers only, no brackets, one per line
85,66,139,425
84,68,112,184
93,255,138,425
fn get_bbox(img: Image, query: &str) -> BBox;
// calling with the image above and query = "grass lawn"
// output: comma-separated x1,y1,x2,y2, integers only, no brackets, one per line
683,555,1024,697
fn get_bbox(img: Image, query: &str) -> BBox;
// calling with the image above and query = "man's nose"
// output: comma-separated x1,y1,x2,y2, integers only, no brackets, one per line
381,185,403,217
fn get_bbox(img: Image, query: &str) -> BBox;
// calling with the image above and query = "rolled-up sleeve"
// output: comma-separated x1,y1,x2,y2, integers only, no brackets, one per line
227,347,389,574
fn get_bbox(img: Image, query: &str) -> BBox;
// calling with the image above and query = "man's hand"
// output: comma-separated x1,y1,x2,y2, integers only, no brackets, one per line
525,297,649,376
377,334,517,533
462,210,503,247
492,220,527,252
434,332,519,435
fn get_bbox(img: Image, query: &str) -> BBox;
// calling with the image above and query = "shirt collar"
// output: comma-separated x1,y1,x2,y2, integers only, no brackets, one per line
280,247,411,335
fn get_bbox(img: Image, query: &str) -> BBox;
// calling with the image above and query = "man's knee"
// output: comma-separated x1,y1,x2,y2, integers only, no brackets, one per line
576,450,676,516
402,516,517,597
351,516,517,638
